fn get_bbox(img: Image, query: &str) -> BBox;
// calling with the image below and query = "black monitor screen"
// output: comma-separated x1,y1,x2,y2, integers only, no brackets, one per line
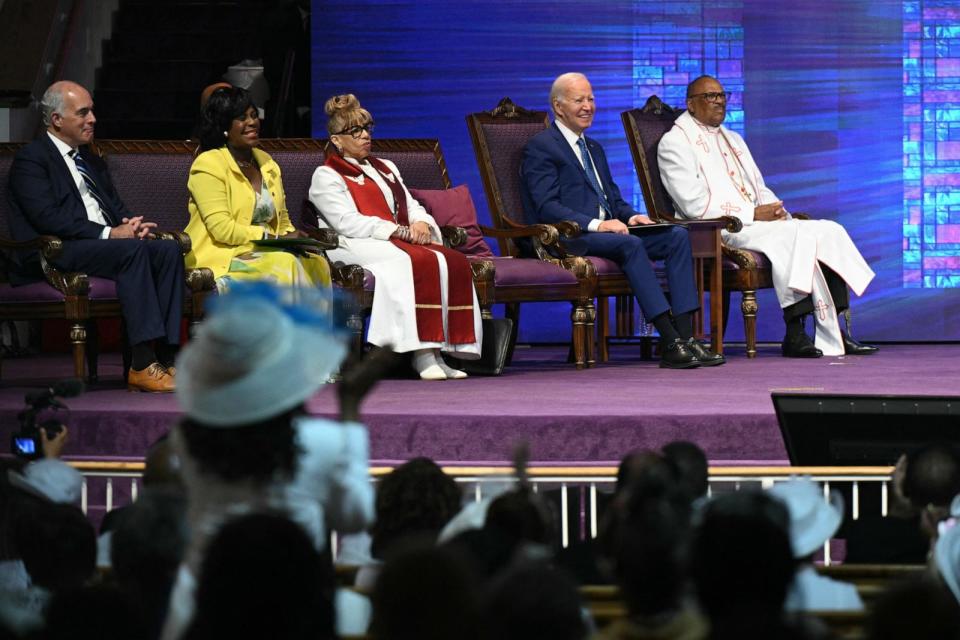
773,393,960,466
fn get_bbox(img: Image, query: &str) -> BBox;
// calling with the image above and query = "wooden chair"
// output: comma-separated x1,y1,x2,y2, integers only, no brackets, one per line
469,98,729,362
622,96,779,358
280,138,506,361
93,140,217,329
470,98,640,366
0,142,114,381
0,142,202,381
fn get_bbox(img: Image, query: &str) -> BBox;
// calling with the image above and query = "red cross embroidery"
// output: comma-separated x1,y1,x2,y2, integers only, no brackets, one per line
814,298,830,321
721,202,741,215
695,135,710,153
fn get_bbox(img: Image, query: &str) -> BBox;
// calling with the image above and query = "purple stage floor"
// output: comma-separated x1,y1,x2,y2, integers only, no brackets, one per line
1,344,958,467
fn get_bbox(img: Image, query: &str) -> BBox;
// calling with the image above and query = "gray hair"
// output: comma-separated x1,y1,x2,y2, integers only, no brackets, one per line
39,84,67,127
548,72,588,115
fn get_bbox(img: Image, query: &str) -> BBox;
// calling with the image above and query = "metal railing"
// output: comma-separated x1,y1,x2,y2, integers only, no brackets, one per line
70,462,893,565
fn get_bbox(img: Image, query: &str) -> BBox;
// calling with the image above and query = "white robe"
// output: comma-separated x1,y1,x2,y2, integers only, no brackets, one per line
309,157,481,357
658,111,875,355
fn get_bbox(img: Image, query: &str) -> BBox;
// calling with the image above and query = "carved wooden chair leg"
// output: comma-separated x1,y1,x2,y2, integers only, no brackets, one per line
584,300,596,367
597,297,610,362
742,290,758,359
70,322,87,380
346,312,365,355
571,303,587,369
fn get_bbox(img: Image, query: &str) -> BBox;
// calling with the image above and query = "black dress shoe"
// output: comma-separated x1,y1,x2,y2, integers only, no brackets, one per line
659,338,700,369
781,332,823,358
686,338,725,366
842,333,879,355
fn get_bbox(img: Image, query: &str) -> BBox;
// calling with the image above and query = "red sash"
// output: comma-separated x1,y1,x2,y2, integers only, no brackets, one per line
324,153,476,345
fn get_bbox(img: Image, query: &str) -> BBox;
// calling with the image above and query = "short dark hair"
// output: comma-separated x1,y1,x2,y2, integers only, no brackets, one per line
691,491,794,622
16,500,96,591
903,443,960,508
481,561,587,640
197,86,257,152
662,440,709,502
370,457,461,559
110,488,187,640
604,465,691,616
185,513,334,640
371,541,480,640
686,74,717,98
177,407,301,484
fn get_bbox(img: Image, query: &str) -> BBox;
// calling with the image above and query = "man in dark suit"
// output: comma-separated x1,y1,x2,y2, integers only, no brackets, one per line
521,72,722,368
8,81,183,392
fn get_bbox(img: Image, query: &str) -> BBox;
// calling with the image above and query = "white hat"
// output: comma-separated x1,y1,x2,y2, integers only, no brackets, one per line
7,459,82,504
935,515,960,603
176,284,347,427
768,478,844,558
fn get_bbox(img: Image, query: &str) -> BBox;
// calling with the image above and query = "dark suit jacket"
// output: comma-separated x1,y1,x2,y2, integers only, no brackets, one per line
7,134,132,282
521,122,636,230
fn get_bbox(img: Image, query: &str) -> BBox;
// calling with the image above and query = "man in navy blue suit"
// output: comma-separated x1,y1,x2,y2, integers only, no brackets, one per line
521,72,723,368
8,81,183,392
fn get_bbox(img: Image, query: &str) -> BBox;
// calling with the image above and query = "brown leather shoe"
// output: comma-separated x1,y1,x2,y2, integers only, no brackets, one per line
128,363,176,393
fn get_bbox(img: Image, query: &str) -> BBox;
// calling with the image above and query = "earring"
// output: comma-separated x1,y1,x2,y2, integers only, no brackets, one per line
223,131,228,137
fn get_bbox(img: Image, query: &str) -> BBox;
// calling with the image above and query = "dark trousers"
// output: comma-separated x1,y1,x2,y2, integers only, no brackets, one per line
51,238,184,345
782,263,850,322
561,225,698,320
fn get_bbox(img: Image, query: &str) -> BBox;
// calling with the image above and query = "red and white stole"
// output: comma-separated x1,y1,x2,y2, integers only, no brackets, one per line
324,153,476,345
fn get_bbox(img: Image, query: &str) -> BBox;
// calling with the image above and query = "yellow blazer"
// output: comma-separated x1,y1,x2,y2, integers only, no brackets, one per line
185,147,296,279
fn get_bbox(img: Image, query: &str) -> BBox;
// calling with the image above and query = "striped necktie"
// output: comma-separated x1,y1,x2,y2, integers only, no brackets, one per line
69,149,109,215
577,137,611,215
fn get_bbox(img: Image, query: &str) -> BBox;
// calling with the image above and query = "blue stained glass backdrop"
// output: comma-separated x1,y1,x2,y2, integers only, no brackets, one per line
313,0,960,342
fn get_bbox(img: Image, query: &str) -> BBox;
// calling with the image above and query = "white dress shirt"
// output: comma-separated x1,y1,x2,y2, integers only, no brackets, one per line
555,120,606,231
47,132,112,239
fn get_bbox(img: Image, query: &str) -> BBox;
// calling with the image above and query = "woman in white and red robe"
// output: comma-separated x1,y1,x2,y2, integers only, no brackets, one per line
309,94,481,380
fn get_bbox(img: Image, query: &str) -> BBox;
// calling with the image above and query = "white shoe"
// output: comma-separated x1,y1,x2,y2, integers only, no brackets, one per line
413,349,447,380
438,361,468,379
418,363,448,381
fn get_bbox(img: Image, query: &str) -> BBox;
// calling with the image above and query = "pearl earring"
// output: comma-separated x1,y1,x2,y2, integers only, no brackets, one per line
223,131,228,137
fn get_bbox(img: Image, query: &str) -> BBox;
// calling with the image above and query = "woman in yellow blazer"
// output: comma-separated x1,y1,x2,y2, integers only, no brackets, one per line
185,86,330,292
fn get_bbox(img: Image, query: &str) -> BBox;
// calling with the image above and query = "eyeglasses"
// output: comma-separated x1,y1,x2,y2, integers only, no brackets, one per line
336,123,375,139
689,91,728,104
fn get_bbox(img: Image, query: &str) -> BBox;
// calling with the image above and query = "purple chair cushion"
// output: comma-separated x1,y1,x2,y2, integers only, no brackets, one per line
88,277,119,299
364,269,375,291
409,185,495,258
0,281,69,303
0,277,118,303
722,249,771,271
586,256,626,277
484,256,578,288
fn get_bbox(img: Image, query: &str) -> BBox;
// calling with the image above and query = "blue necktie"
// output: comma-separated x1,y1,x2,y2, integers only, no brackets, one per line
577,137,610,216
69,150,109,217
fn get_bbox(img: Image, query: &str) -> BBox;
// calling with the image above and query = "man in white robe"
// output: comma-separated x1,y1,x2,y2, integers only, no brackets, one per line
658,75,877,357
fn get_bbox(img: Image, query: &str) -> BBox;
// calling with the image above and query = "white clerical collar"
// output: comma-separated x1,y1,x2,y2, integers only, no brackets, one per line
46,131,76,158
555,119,586,147
689,114,722,133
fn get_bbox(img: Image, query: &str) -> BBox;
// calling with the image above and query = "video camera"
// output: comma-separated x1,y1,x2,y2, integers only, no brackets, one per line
11,379,84,460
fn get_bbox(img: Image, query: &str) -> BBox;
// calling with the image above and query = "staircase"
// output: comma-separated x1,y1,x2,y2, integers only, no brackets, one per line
93,0,270,139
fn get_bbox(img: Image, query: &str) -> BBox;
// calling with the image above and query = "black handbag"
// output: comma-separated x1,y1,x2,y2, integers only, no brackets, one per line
444,317,514,376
